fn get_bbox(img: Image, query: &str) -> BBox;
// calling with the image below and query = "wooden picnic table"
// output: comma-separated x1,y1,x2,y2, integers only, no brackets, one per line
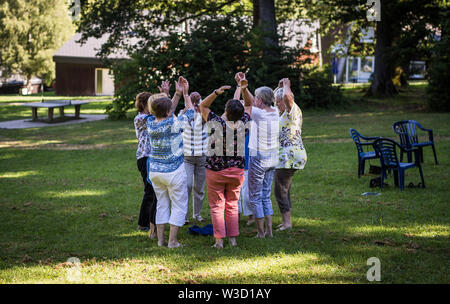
22,100,90,122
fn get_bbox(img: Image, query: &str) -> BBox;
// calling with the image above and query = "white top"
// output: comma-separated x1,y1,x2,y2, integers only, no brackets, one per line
248,106,280,153
182,112,208,156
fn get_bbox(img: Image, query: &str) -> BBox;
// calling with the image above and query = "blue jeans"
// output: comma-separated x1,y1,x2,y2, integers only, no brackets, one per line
248,151,276,219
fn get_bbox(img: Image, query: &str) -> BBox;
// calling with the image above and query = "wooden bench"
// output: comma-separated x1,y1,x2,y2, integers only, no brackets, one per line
22,100,89,122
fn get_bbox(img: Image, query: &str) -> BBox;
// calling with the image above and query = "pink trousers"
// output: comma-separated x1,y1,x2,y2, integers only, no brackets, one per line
206,167,244,239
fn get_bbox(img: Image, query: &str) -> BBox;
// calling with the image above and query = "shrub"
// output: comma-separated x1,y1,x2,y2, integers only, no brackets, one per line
107,16,344,118
296,66,345,109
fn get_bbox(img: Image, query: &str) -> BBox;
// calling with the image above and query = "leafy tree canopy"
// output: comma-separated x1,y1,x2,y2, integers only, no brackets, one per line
0,0,75,86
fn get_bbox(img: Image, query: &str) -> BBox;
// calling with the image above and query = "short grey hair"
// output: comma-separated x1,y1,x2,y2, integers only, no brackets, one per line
274,87,283,101
254,86,274,107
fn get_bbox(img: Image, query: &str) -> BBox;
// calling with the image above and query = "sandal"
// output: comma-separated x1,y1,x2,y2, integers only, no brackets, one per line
276,225,292,232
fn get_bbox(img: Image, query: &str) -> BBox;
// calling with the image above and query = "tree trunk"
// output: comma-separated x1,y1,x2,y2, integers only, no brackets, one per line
253,0,280,68
26,74,33,95
253,0,260,28
368,0,397,97
257,0,278,49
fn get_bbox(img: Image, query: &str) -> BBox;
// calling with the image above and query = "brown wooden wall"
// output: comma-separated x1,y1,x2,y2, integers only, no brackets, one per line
55,62,103,96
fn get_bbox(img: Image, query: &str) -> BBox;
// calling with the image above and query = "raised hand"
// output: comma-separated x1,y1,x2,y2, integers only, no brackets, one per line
158,80,171,95
278,79,283,89
235,72,246,84
282,77,291,88
174,78,183,96
234,73,241,85
179,76,189,95
216,85,231,95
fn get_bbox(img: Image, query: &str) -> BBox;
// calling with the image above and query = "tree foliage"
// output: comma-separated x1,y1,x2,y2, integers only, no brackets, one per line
427,8,450,111
0,0,75,86
77,1,345,118
294,0,442,97
108,15,313,119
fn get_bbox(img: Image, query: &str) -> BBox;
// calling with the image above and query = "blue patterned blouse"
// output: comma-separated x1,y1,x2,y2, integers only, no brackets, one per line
134,112,151,160
146,109,195,173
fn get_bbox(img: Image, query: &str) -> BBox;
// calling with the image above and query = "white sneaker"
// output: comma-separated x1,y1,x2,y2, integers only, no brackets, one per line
194,215,205,222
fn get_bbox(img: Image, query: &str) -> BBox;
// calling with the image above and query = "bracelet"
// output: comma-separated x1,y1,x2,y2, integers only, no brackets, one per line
214,89,219,96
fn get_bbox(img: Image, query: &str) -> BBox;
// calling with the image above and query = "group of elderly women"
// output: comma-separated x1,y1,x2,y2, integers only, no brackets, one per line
134,72,307,248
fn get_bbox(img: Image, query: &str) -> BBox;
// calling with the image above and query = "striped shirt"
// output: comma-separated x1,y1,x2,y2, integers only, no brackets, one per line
182,112,208,156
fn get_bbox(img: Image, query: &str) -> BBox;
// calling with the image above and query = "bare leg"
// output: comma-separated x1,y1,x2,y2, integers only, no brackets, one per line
157,224,166,246
277,211,292,231
282,211,292,228
168,224,181,248
264,215,273,237
255,218,265,238
149,223,157,239
246,214,255,226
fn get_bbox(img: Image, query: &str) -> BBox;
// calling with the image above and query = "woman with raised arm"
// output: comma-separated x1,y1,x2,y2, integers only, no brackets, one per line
146,76,195,248
134,79,183,238
232,73,254,226
273,78,307,231
240,73,280,238
181,91,208,225
199,85,252,249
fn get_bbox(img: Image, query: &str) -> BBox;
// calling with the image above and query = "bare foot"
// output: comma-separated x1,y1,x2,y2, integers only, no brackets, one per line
158,241,168,247
264,232,273,238
254,233,265,239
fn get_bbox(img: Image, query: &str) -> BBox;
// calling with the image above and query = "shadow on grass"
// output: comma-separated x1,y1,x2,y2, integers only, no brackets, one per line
0,139,448,283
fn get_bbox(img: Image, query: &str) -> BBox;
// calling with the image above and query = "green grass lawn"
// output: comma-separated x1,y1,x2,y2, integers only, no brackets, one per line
0,86,449,284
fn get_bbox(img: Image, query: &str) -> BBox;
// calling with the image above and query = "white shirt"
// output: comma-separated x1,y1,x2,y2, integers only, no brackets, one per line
248,106,280,153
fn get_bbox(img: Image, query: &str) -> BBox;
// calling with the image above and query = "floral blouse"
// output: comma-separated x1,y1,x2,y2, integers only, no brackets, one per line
206,111,251,171
134,112,151,160
277,103,307,169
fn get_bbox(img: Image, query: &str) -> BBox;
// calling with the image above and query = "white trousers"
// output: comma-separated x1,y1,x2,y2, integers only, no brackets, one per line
238,170,253,216
148,164,188,227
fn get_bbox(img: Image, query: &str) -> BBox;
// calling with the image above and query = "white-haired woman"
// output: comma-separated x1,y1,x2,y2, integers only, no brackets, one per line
273,78,307,231
240,74,280,238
